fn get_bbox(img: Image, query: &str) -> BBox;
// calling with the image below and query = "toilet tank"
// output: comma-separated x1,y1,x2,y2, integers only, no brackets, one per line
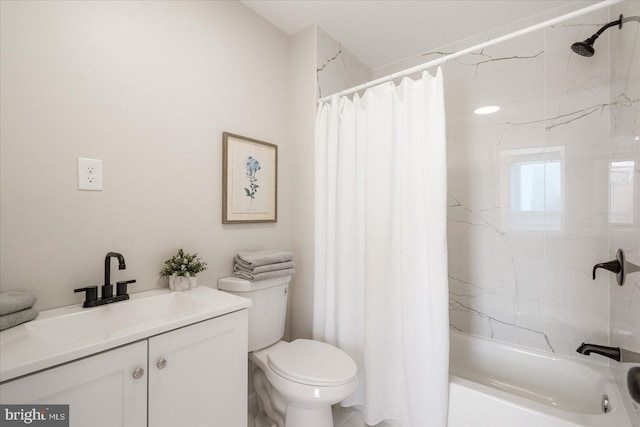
218,275,290,352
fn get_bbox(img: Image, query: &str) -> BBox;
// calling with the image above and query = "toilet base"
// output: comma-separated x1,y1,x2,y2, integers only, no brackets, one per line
254,368,286,427
255,412,278,427
285,405,333,427
253,366,336,427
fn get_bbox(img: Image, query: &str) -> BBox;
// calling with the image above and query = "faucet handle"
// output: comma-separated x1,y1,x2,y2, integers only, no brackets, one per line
116,280,136,297
101,283,113,299
593,249,626,286
74,286,98,306
592,260,621,279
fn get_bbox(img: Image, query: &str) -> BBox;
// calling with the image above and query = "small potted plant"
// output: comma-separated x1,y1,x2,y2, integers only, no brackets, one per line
160,248,208,291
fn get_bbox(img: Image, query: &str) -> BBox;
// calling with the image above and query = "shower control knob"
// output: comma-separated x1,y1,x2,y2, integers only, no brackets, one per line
157,358,167,369
132,367,145,379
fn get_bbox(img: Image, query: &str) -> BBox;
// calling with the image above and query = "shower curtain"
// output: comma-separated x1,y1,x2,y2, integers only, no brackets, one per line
314,69,449,427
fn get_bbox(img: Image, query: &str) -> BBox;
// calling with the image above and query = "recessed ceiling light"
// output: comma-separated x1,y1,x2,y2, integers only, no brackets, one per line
474,105,500,115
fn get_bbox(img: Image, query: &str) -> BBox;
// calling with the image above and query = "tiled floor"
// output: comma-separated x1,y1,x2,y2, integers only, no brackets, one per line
248,404,400,427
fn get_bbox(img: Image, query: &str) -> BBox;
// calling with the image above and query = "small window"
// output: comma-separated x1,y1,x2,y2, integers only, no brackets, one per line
501,146,564,231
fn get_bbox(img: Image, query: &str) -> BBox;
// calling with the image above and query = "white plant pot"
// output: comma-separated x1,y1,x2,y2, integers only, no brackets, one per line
169,276,198,291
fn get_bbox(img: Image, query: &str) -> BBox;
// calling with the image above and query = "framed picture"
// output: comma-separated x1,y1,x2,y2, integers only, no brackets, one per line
222,132,277,223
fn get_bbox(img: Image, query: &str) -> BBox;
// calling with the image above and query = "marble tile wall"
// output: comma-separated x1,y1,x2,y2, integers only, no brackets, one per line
442,4,639,358
610,1,640,354
608,5,640,420
316,27,372,99
314,4,638,363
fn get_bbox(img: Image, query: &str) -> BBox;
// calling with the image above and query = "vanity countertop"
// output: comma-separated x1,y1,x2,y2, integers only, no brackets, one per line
0,286,250,382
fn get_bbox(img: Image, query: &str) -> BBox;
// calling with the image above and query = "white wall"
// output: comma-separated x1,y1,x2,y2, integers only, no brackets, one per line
288,25,317,340
0,0,291,311
286,25,373,340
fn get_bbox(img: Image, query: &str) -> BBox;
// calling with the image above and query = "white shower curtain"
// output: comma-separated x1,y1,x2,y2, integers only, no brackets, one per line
314,69,449,427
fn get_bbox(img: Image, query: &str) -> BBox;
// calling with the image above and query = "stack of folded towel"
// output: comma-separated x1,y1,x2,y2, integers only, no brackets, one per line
0,291,39,331
233,250,295,281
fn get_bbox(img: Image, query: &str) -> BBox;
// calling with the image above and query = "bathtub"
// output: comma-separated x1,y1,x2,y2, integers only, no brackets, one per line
448,331,633,427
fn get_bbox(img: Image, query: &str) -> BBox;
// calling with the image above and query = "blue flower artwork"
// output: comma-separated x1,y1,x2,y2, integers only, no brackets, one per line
223,132,277,223
244,156,261,206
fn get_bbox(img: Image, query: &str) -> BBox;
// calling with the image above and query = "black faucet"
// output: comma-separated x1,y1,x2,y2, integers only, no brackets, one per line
74,252,136,308
577,343,640,363
592,260,621,279
592,248,625,285
592,248,640,286
104,252,126,299
576,343,621,361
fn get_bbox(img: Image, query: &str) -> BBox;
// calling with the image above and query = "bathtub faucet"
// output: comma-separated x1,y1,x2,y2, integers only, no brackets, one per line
577,343,640,363
592,248,640,286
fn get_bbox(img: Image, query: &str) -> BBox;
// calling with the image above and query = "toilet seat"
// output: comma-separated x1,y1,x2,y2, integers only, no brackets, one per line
267,339,357,387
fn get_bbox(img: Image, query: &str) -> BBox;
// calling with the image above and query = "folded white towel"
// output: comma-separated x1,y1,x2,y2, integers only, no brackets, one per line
234,250,294,269
0,307,39,331
233,260,295,274
233,268,295,282
0,291,37,316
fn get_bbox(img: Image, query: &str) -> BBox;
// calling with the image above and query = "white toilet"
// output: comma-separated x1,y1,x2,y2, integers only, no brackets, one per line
218,276,357,427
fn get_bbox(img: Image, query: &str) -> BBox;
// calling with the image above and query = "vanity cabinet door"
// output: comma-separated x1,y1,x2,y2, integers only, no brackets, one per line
0,341,147,427
148,309,248,427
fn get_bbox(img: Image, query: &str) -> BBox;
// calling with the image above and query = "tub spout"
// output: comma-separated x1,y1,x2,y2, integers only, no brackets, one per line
576,343,621,361
621,349,640,363
577,343,640,363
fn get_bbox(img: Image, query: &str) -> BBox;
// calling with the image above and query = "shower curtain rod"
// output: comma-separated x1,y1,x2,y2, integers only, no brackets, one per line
317,0,622,103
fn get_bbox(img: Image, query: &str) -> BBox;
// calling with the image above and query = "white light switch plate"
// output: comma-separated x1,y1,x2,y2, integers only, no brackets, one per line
78,158,103,191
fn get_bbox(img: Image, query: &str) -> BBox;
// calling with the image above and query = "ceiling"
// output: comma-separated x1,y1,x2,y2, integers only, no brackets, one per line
241,0,592,70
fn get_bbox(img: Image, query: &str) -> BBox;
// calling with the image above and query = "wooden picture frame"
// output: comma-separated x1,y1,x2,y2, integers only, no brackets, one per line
222,132,277,223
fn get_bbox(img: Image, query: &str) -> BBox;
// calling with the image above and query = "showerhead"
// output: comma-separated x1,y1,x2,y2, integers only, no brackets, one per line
571,14,640,57
571,38,596,57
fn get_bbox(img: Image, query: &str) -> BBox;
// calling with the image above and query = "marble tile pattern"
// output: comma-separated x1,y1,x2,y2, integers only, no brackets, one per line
316,27,373,99
442,6,639,357
315,5,638,360
610,1,640,353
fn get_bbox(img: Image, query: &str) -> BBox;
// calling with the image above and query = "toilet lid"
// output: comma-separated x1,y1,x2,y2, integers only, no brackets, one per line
268,339,357,387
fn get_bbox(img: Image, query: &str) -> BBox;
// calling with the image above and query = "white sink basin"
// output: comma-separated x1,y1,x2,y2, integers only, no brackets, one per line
0,286,251,382
25,292,208,346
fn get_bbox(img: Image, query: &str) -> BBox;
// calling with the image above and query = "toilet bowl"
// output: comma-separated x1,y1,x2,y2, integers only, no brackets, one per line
252,340,357,427
218,276,357,427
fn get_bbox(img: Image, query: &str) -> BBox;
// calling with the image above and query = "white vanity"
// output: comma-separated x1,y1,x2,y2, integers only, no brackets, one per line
0,286,250,427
